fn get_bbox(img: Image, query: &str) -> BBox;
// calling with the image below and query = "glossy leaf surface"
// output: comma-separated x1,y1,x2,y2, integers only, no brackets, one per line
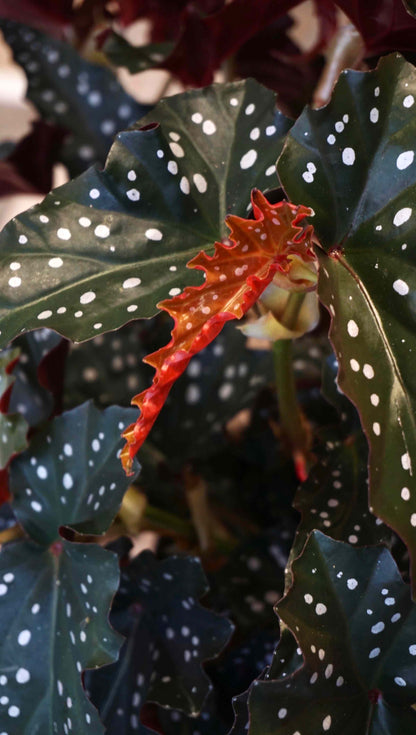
0,538,121,735
0,79,289,346
87,552,233,730
0,19,147,177
121,190,313,471
278,53,416,591
10,402,139,545
248,532,416,734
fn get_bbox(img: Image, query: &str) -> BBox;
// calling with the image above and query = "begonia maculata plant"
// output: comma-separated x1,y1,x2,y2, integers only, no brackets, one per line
1,2,416,734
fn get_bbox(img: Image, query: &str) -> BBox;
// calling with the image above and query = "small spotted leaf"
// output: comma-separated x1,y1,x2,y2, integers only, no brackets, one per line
10,401,139,545
121,190,313,472
86,552,233,729
247,531,416,734
278,53,416,593
0,538,122,735
0,79,290,346
292,433,395,557
208,527,291,635
0,19,148,177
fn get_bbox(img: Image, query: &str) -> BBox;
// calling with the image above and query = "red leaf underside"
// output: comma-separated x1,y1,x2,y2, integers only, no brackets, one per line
121,190,314,473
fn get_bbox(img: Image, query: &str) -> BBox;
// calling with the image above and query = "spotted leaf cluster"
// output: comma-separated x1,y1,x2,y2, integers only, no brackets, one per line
86,552,233,731
279,53,416,592
247,532,416,734
121,190,313,472
0,19,148,177
0,78,290,347
10,401,139,544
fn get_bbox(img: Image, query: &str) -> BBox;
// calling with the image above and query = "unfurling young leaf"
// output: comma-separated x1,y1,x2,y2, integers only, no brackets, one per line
121,190,314,473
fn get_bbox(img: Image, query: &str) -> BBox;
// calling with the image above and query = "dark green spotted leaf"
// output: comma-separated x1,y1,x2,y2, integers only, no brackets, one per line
278,53,416,592
0,19,148,177
101,30,173,73
0,79,290,346
247,531,416,734
10,402,139,545
208,527,290,635
0,538,122,735
292,433,394,557
87,551,233,731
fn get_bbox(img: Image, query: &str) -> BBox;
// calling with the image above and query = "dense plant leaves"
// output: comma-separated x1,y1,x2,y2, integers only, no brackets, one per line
247,531,416,733
121,191,314,471
208,527,291,634
9,329,66,426
101,0,293,86
0,121,65,198
0,78,290,349
0,19,148,177
278,53,416,591
0,349,29,504
109,0,330,95
291,433,395,561
0,0,112,41
155,322,275,460
64,318,275,461
0,538,121,735
10,401,139,545
233,16,325,117
156,629,278,735
87,552,233,731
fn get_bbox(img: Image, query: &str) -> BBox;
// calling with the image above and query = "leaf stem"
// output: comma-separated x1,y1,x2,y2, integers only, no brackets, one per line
272,293,310,481
0,524,25,546
312,23,365,109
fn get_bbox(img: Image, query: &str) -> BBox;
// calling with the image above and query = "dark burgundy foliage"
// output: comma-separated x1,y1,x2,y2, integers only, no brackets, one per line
0,121,66,198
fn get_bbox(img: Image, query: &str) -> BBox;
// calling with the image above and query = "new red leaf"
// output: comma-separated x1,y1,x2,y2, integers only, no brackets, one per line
121,190,314,473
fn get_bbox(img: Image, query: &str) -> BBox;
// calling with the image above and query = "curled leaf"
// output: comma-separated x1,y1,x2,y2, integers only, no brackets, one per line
121,190,314,473
241,287,319,341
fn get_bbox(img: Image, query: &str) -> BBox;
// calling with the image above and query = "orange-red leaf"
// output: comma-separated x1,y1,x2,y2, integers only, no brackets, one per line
121,190,314,473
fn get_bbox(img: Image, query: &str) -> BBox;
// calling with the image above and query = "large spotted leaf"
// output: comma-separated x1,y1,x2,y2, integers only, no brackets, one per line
10,401,139,545
246,531,416,734
0,19,148,177
0,79,290,347
278,53,416,592
0,538,122,735
86,552,233,731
